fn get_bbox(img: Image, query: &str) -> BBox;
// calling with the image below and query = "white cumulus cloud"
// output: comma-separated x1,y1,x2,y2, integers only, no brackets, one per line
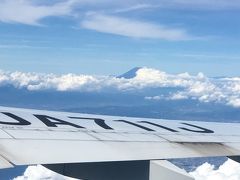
13,165,77,180
190,159,240,180
0,68,240,108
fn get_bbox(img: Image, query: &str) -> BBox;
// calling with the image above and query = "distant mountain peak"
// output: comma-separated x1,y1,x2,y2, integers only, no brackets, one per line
117,67,142,79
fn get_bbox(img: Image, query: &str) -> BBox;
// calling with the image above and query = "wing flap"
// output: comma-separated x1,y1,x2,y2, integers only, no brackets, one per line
0,139,239,167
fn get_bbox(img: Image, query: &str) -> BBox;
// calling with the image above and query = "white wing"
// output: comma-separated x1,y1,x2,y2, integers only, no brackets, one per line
0,106,239,168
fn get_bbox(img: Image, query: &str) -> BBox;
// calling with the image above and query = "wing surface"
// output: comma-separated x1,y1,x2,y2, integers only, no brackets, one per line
0,106,239,168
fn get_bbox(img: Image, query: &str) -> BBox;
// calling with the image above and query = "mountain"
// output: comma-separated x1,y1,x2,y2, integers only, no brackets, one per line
117,67,142,79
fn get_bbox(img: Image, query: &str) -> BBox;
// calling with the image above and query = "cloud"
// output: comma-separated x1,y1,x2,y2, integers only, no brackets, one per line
135,68,240,108
190,159,240,180
114,4,158,13
0,68,240,108
0,0,77,25
81,13,192,41
0,71,102,91
13,165,76,180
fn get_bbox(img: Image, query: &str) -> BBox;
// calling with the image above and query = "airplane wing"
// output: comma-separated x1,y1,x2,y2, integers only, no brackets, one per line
0,106,240,180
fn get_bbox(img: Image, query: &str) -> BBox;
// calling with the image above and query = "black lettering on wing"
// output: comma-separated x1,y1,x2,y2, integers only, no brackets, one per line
139,121,178,132
1,112,31,125
69,117,113,130
179,123,214,133
115,120,155,132
34,114,85,129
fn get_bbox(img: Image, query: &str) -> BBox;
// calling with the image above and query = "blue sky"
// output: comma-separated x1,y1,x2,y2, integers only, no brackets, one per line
0,0,240,76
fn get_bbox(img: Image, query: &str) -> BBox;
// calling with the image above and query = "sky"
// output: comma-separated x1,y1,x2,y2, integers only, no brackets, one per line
0,0,240,76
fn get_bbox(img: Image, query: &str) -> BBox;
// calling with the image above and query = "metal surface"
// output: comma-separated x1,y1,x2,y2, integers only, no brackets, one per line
150,160,194,180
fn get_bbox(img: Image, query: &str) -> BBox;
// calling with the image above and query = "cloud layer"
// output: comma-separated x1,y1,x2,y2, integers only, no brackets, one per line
0,68,240,108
